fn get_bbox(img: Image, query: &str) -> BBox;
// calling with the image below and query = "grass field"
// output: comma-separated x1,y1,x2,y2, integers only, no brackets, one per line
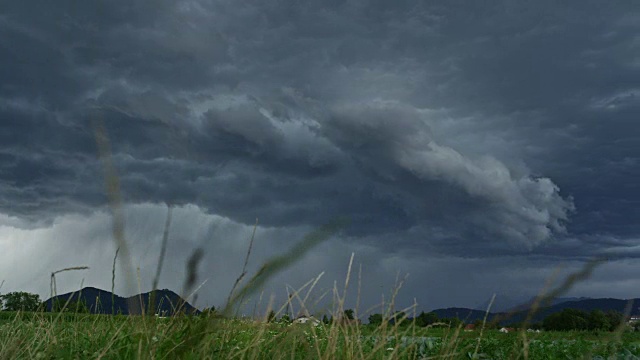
1,310,640,359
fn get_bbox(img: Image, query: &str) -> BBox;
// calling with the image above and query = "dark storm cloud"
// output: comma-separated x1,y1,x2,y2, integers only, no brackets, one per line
1,0,639,307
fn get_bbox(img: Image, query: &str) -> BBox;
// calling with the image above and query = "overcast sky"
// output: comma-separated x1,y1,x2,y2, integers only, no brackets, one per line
1,0,639,315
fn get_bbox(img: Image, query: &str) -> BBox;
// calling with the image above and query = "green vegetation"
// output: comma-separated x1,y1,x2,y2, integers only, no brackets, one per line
1,254,638,360
1,252,637,360
0,289,639,359
0,292,41,312
542,309,626,332
415,311,439,327
344,309,355,320
0,310,639,359
1,288,639,359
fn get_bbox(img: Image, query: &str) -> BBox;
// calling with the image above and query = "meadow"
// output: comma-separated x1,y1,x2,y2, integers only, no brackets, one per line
1,309,640,359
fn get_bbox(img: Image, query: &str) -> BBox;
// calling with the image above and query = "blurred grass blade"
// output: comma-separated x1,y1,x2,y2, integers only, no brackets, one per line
222,217,349,316
93,116,139,314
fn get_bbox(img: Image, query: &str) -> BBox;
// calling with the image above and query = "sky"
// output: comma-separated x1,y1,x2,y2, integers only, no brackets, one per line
0,0,639,316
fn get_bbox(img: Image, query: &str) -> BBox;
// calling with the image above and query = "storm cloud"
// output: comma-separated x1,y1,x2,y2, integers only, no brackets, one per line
0,0,638,312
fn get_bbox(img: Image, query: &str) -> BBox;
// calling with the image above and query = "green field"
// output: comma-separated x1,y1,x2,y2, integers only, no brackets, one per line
1,311,639,359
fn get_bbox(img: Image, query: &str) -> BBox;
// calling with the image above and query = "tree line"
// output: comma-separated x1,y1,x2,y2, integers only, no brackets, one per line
0,291,90,313
368,311,463,328
542,308,634,332
2,291,639,332
366,309,639,332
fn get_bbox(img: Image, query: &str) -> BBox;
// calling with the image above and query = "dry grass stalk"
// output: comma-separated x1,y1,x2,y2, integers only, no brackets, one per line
49,266,90,300
222,218,347,316
149,205,173,315
178,247,204,313
473,293,495,358
93,117,139,314
226,218,259,310
111,247,119,315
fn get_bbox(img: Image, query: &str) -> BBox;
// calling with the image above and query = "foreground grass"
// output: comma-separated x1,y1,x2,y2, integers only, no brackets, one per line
1,312,640,359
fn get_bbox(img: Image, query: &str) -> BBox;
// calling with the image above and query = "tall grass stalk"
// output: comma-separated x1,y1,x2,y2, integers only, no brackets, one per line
227,218,259,308
111,247,119,315
150,205,173,316
93,117,143,315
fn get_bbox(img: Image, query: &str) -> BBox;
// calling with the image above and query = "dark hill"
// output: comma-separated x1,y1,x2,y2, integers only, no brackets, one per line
505,297,592,313
432,308,492,323
430,298,640,325
518,298,640,324
43,287,200,315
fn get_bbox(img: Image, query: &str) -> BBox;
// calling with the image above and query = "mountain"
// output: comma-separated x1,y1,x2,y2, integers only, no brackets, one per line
473,294,592,313
43,287,200,315
505,297,592,313
473,294,529,313
432,308,492,323
535,298,639,318
431,297,640,325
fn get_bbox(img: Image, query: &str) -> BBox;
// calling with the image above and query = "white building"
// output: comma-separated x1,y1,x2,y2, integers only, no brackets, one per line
293,316,321,326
